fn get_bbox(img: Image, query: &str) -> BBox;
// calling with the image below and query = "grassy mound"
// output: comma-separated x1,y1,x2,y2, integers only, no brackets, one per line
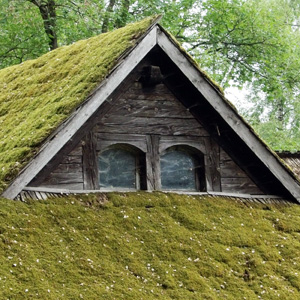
1,193,300,299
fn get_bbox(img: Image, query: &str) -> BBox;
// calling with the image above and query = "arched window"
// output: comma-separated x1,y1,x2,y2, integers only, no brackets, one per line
160,146,206,191
98,144,146,190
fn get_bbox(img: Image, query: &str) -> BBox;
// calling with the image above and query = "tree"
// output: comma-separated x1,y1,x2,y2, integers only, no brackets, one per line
1,0,300,150
27,0,58,50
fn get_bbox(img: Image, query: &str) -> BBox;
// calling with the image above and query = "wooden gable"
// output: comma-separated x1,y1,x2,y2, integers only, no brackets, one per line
26,57,261,196
3,24,300,202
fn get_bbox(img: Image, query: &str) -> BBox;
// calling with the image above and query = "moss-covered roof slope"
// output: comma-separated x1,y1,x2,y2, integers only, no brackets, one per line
0,16,159,192
1,192,300,299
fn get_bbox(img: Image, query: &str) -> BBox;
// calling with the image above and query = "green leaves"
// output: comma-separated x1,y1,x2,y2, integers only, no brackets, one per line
1,0,300,149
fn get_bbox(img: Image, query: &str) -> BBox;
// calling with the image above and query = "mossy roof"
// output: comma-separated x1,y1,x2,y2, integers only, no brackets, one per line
0,16,160,192
0,16,299,197
1,192,300,298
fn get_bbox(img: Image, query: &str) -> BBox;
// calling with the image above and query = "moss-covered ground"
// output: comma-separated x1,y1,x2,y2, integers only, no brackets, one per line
1,192,300,299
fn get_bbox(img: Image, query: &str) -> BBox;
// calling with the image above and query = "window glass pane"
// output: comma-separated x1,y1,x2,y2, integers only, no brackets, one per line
99,149,136,189
161,151,196,190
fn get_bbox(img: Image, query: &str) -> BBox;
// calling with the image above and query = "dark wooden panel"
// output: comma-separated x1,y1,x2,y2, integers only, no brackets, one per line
220,160,248,178
107,98,193,118
69,146,82,156
128,82,173,94
146,135,161,190
60,155,82,164
82,132,99,190
43,172,83,185
39,183,84,190
221,177,262,194
204,138,221,192
52,163,82,174
220,149,232,162
122,92,176,101
95,117,206,136
159,136,209,154
96,133,147,152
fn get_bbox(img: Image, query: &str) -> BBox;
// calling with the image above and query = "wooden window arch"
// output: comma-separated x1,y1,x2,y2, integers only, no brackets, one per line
160,145,206,191
98,144,146,190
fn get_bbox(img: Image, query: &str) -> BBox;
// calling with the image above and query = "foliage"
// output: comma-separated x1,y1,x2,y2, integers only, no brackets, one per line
1,192,300,299
0,16,157,192
1,0,300,148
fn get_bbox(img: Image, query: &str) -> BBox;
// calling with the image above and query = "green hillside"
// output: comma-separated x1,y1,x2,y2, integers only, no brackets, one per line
1,193,300,299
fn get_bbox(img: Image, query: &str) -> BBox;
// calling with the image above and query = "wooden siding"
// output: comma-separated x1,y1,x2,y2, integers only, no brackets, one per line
95,83,208,136
37,145,84,190
220,150,262,194
278,152,300,179
31,66,263,195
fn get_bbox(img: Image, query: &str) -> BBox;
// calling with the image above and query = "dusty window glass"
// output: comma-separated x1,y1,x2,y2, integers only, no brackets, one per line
160,151,196,190
99,149,136,189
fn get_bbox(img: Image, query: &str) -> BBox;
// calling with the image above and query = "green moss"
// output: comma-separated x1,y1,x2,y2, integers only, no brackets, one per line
0,16,159,192
1,193,300,299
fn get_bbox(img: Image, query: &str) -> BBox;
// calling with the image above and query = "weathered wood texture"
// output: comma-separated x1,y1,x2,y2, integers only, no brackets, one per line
36,144,84,190
220,150,262,194
82,132,99,190
30,64,263,195
95,82,208,136
146,135,161,190
277,152,300,179
204,138,221,192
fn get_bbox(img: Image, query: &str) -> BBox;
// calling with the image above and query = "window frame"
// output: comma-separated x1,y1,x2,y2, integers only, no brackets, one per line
97,143,146,191
159,145,206,192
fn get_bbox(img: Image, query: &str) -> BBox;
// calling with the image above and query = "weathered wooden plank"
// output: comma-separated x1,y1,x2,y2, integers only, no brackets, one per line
122,92,176,101
82,132,99,190
95,133,147,152
51,163,82,174
128,82,173,94
60,155,82,164
220,149,232,162
204,138,221,192
107,99,193,119
100,115,200,126
39,183,84,190
43,172,83,185
69,146,82,156
220,160,248,178
96,117,206,136
221,177,262,194
146,135,161,190
159,136,209,154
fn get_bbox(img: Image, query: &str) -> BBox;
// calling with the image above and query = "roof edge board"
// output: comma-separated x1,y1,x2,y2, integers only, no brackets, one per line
156,27,300,202
23,186,286,200
2,26,158,200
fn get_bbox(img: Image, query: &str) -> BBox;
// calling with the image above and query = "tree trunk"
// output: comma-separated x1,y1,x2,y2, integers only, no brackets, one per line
115,0,130,28
101,0,116,33
28,0,58,50
277,98,285,123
